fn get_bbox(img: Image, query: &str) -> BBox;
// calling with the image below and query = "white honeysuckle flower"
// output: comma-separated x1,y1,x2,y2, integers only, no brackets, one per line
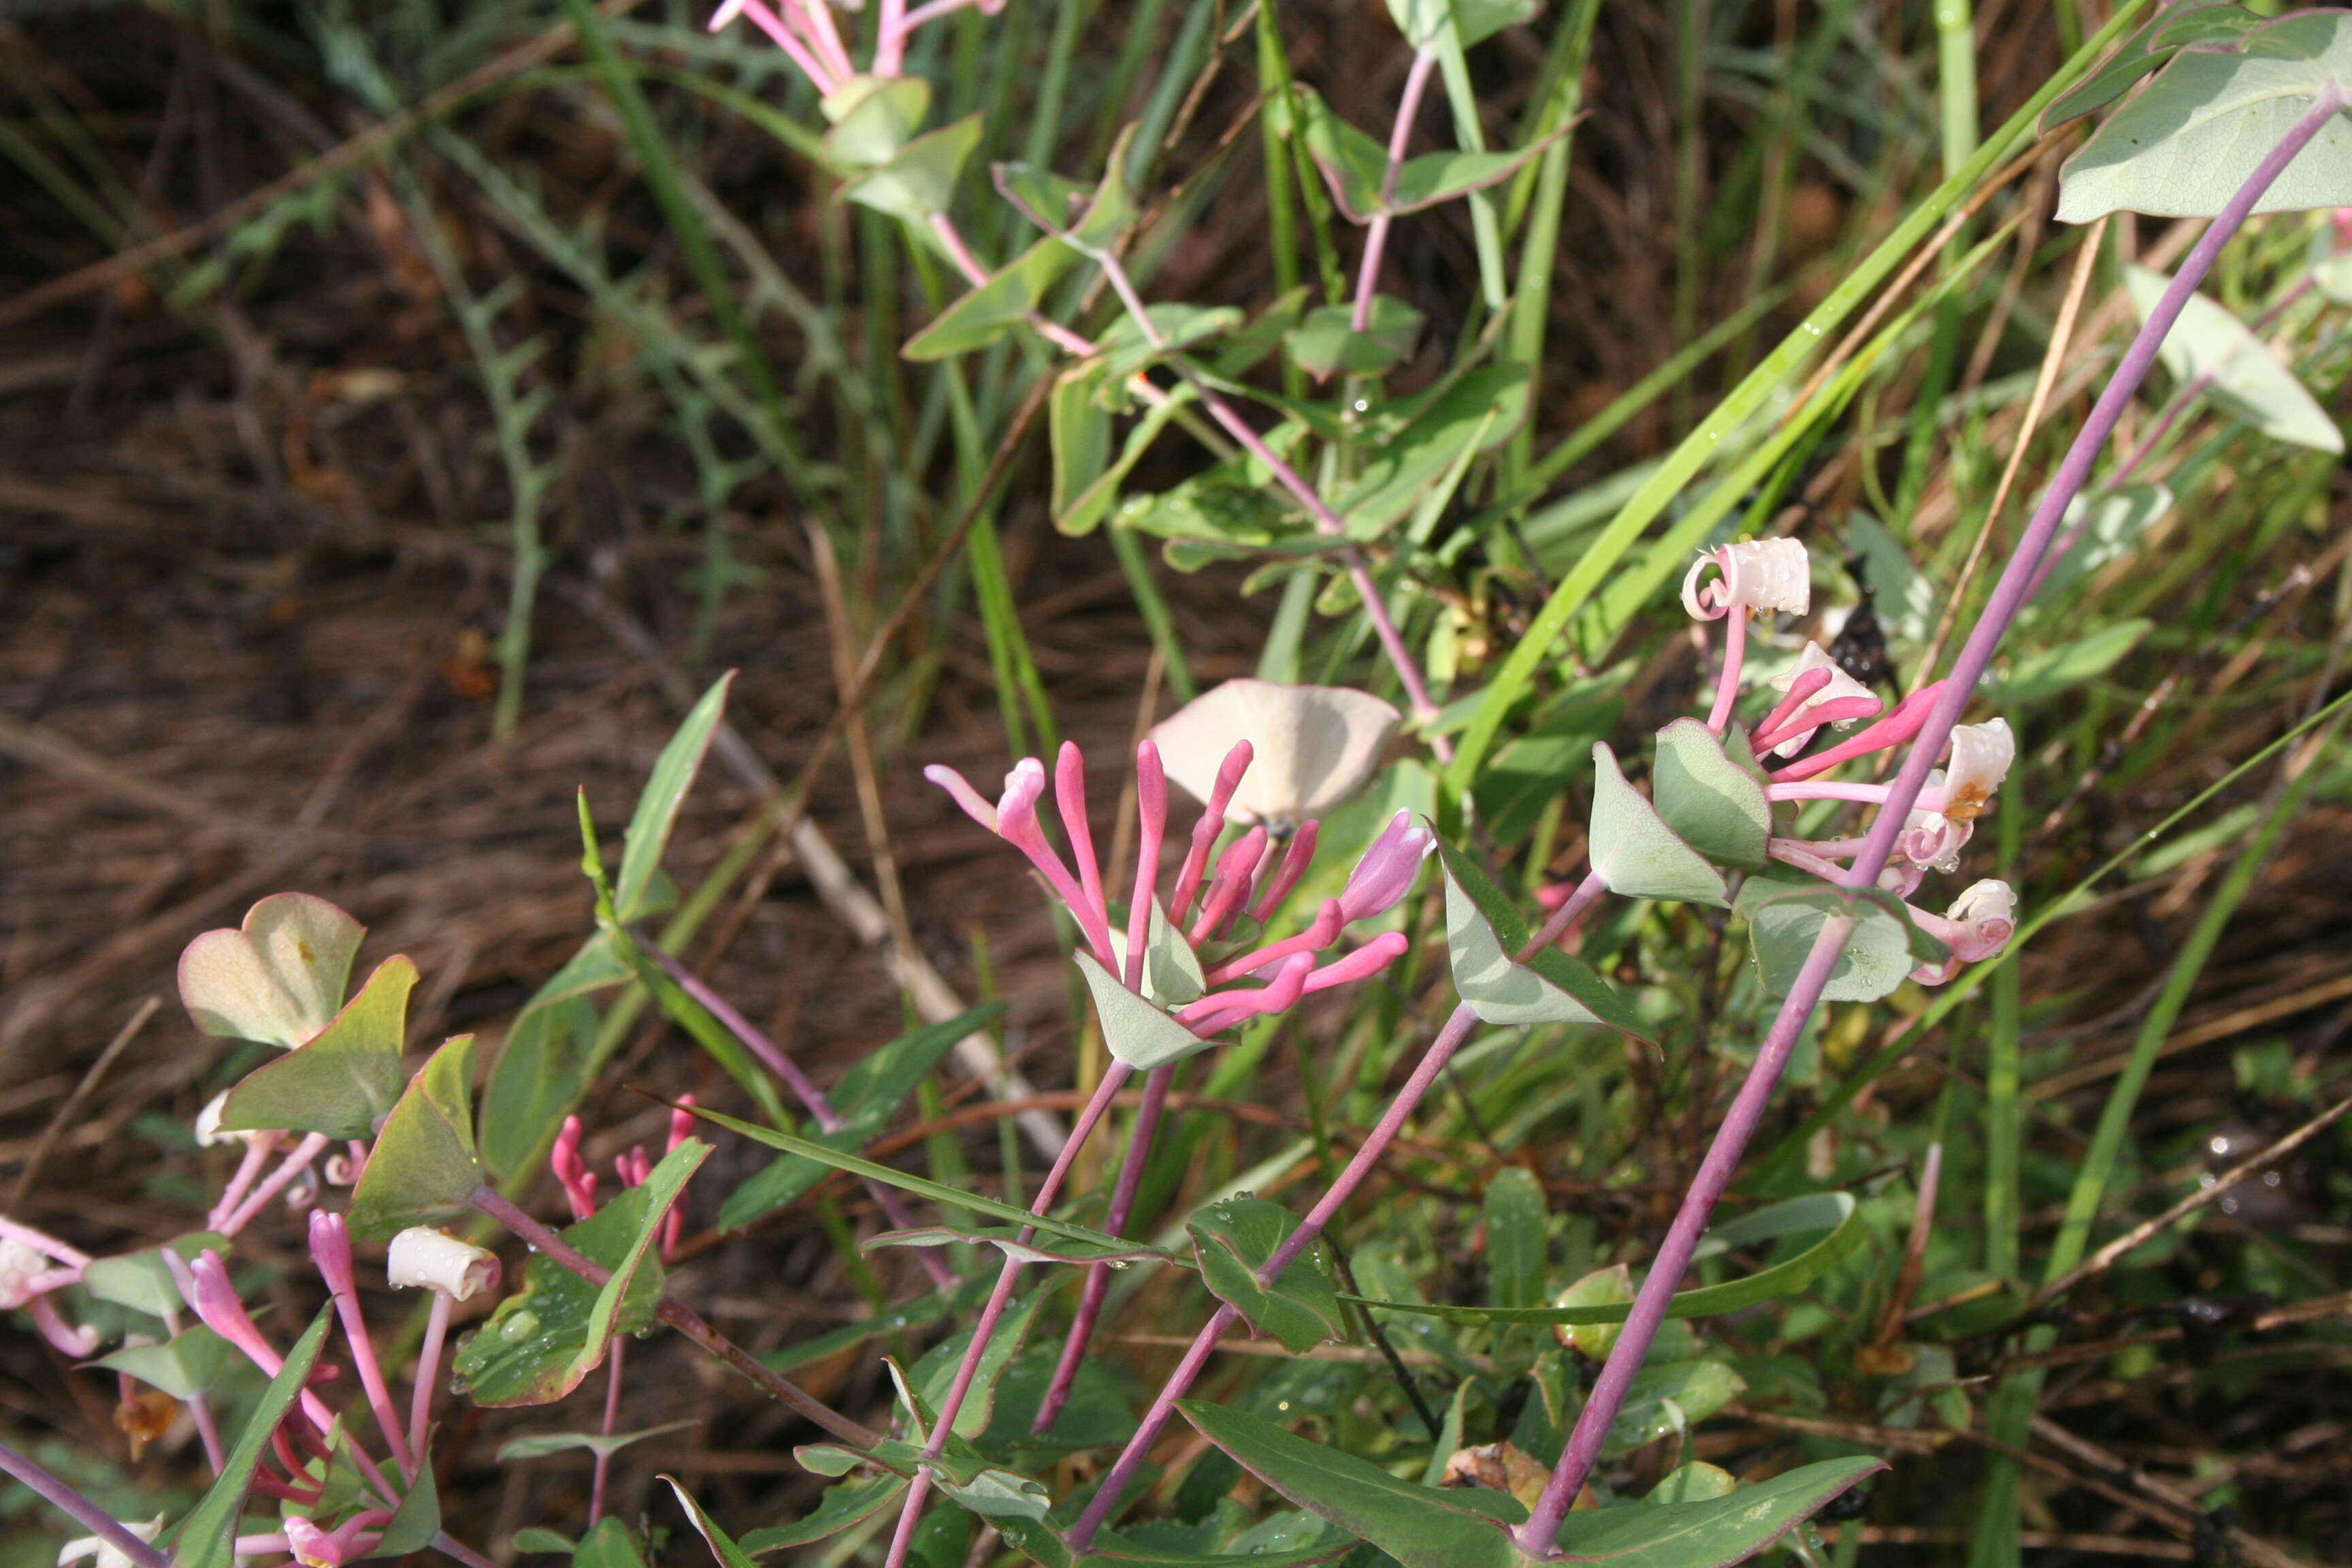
1897,773,1973,872
1682,537,1810,621
1765,643,1878,757
0,1237,49,1309
194,1092,232,1148
1947,879,2019,938
57,1517,163,1568
1940,719,2014,821
387,1227,502,1301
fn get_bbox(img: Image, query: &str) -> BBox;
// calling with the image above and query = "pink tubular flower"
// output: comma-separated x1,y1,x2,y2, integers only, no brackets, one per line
552,1116,599,1222
1338,811,1435,924
1757,644,1882,757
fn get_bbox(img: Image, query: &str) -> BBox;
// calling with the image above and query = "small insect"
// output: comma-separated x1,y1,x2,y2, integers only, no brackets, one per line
1827,553,1891,689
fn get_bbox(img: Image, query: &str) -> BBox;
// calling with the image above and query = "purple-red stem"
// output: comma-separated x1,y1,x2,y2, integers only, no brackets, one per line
590,1338,624,1526
881,1064,1136,1568
470,1185,879,1446
1351,48,1439,335
0,1437,169,1568
1032,1063,1176,1433
645,945,956,1291
1066,874,1603,1550
1512,86,2349,1551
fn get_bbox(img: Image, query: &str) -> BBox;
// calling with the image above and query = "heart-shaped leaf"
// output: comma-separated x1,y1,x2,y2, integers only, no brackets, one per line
219,955,416,1139
1284,297,1425,378
1650,720,1769,871
1386,0,1538,50
904,238,1081,361
178,893,364,1049
499,1419,700,1463
80,1232,230,1318
1735,877,1947,1003
843,114,983,223
2123,265,2343,452
94,1325,231,1400
1292,87,1553,222
1437,841,1649,1036
820,76,932,169
348,1034,482,1240
1189,1195,1345,1353
2056,12,2352,223
1075,951,1214,1071
372,1443,441,1558
1589,744,1729,905
573,1518,647,1568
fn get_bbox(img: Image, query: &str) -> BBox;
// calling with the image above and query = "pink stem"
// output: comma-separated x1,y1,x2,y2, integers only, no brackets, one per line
1514,85,2352,1548
778,0,855,81
0,1439,169,1568
216,1132,329,1235
875,0,909,75
206,1133,281,1232
930,212,992,288
0,1215,88,1268
1032,1064,1175,1434
1350,48,1439,334
409,1290,453,1465
590,1338,623,1526
1766,839,1849,881
881,1064,1136,1568
310,1214,416,1477
728,0,839,93
1704,608,1748,734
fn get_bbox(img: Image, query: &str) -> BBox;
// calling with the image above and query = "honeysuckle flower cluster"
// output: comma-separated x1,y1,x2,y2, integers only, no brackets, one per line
1688,536,2021,984
708,0,1000,92
551,1103,698,1264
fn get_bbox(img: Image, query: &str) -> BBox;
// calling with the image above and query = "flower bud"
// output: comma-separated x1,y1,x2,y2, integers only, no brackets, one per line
1339,812,1435,924
1946,879,2018,960
1682,537,1809,621
0,1237,50,1309
194,1092,232,1148
1940,719,2014,821
386,1228,501,1301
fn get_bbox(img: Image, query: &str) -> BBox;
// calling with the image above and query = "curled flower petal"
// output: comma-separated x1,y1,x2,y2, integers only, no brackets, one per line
1939,719,2015,821
1946,879,2018,956
1338,812,1435,924
1684,537,1810,621
386,1228,502,1301
1896,774,1974,872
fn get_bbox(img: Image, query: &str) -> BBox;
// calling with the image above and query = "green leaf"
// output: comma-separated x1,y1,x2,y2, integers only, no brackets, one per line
679,1098,1157,1255
868,1224,1175,1267
94,1325,231,1401
843,114,982,222
1471,692,1624,848
168,1305,333,1568
178,892,364,1049
994,162,1093,233
1075,951,1215,1071
1998,619,2152,703
936,1468,1054,1521
1735,879,1946,1003
1178,1401,1522,1568
514,1528,579,1555
573,1518,647,1568
1051,366,1112,519
480,962,611,1182
1341,1193,1865,1327
821,76,932,169
1642,1464,1737,1506
499,1419,701,1463
2040,1,2265,128
2032,486,2172,604
348,1034,481,1240
1188,1195,1346,1353
1293,88,1552,223
1284,297,1424,379
2124,265,2343,451
372,1443,441,1558
1589,744,1728,906
1550,1265,1633,1360
1437,840,1648,1035
1386,0,1538,49
664,1475,761,1568
1482,1168,1547,1310
907,1290,1045,1439
1335,368,1528,539
617,674,732,924
1141,900,1207,1007
994,1516,1352,1568
1390,144,1556,215
717,1002,1003,1231
455,1158,691,1407
2056,12,2352,223
1603,1361,1746,1457
80,1232,229,1318
218,955,416,1139
1122,471,1306,564
1650,721,1769,872
904,238,1080,361
1184,1401,1881,1568
1097,304,1243,384
740,1473,909,1552
1060,386,1193,536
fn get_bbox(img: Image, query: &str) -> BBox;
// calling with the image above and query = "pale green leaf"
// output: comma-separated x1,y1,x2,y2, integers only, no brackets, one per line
1588,744,1727,906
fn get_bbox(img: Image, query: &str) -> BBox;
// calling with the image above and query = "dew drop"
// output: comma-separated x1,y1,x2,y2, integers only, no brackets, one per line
498,1309,541,1342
